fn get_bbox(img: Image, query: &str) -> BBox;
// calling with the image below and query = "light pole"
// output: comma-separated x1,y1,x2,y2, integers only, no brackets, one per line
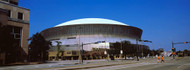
171,41,189,59
139,40,152,57
136,39,152,61
104,50,109,61
151,42,154,58
78,27,82,64
136,39,139,61
119,28,123,59
120,38,123,59
172,42,175,59
79,41,106,63
81,42,84,63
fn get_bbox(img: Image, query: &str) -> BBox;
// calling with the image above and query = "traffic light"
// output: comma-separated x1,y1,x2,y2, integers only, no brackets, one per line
172,48,176,52
172,52,175,55
184,42,188,44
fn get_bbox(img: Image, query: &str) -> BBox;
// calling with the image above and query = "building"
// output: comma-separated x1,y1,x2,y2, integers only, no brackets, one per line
0,0,30,64
41,18,143,60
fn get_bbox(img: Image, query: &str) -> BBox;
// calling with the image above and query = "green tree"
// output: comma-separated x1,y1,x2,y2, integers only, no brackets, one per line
155,48,164,56
109,42,120,55
122,40,132,55
55,41,62,60
28,32,51,62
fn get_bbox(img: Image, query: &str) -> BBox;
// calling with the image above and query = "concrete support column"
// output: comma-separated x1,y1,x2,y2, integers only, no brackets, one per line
114,55,117,59
90,55,93,60
71,57,73,60
107,54,110,60
120,54,122,59
99,56,102,59
85,56,88,60
95,56,98,59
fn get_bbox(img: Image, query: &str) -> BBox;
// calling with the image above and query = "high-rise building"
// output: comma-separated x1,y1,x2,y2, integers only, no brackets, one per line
0,0,30,65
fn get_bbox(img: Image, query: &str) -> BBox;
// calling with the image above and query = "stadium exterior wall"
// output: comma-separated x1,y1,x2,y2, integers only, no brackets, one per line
40,20,143,60
41,24,142,46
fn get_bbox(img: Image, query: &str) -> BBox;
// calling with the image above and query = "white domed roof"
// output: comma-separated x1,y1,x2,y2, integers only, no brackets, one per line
55,18,128,27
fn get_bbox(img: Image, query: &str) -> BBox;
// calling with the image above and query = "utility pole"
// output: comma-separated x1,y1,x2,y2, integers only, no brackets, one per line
152,42,154,58
172,42,175,59
119,28,123,59
136,39,139,61
81,42,84,63
78,27,82,64
137,39,152,60
171,41,189,59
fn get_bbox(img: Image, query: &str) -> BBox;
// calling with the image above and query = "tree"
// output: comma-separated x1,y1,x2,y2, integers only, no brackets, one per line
109,41,136,57
157,48,164,55
109,42,120,55
122,41,132,55
28,32,51,62
55,41,62,60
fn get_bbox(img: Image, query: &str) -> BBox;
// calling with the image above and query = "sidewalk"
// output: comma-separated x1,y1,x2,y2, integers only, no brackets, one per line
0,57,180,70
0,62,42,67
43,57,176,70
45,60,138,70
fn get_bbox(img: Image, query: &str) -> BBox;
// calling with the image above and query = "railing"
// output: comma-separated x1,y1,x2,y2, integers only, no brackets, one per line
8,17,29,24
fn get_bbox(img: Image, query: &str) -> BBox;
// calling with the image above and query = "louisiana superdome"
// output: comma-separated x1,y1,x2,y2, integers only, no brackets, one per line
41,18,142,51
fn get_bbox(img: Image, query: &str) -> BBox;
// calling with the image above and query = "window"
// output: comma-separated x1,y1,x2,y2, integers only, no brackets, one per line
2,0,9,2
12,26,22,39
18,12,24,20
9,0,18,5
7,10,11,17
15,34,21,38
8,26,22,47
67,52,71,54
72,51,77,55
2,0,18,5
14,26,22,34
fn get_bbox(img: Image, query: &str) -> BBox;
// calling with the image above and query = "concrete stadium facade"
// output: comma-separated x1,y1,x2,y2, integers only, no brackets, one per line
41,18,142,51
41,18,143,60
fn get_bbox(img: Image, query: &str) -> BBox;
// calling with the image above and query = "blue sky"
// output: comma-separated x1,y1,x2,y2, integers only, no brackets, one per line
19,0,190,51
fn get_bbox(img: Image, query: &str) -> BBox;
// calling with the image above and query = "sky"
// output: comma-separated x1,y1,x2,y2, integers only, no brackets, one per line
19,0,190,51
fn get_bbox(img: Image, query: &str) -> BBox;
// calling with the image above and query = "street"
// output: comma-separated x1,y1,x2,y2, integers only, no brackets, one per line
46,57,190,70
0,57,190,70
117,57,190,70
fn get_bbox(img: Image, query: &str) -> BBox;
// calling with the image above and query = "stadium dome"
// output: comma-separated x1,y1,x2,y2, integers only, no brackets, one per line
41,18,144,60
41,18,142,51
55,18,129,27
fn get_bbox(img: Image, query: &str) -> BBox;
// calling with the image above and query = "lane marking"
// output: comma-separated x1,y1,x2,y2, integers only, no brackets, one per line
177,65,183,68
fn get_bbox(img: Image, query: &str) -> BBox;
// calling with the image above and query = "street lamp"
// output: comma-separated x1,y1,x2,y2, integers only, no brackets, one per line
79,41,106,63
136,39,152,61
104,50,109,61
136,39,139,61
139,40,152,57
78,27,82,64
172,41,189,59
120,39,123,59
119,29,123,59
67,27,82,64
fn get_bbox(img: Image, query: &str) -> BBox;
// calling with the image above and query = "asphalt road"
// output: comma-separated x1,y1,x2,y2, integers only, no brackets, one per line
59,57,190,70
112,57,190,70
1,57,190,70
